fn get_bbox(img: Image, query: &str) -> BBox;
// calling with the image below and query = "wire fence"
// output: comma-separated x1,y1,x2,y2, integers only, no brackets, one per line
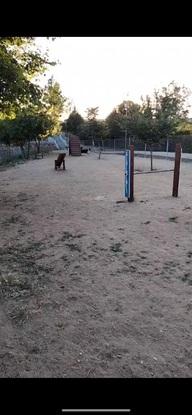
0,141,55,164
1,134,192,164
80,136,192,154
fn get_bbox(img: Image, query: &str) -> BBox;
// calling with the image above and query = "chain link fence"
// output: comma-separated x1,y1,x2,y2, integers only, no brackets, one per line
1,135,192,164
80,136,192,154
0,141,55,165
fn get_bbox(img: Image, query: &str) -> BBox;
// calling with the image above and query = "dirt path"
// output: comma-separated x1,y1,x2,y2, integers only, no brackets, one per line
0,152,192,377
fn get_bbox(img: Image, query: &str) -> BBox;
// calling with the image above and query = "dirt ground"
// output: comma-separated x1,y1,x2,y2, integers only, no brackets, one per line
0,151,192,378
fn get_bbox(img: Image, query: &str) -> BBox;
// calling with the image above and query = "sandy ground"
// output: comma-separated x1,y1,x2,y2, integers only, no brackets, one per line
0,151,192,378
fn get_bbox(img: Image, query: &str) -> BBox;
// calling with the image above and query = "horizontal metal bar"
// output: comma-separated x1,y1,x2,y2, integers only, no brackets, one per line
61,411,131,413
134,169,174,175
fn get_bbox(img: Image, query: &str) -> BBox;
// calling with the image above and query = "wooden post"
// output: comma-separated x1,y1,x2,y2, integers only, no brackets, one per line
172,143,181,197
128,145,134,202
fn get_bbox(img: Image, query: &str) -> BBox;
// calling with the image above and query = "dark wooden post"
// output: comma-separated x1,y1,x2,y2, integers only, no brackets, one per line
128,145,134,202
172,143,181,197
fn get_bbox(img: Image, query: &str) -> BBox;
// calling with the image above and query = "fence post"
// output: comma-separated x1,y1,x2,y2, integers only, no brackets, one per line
172,143,181,197
166,139,169,158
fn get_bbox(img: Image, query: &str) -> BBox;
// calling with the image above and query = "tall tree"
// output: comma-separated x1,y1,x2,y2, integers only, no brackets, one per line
0,37,55,119
105,101,140,142
64,109,84,135
105,108,122,138
134,82,191,169
85,106,101,144
86,107,99,121
41,77,69,135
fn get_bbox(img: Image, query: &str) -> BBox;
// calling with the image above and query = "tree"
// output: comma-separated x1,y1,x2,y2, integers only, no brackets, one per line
105,108,122,138
0,114,54,158
176,119,192,135
86,107,99,121
133,97,158,170
105,101,140,143
134,82,191,170
0,119,13,146
41,77,69,136
0,37,70,165
0,37,55,118
64,109,84,135
117,100,141,145
85,107,101,145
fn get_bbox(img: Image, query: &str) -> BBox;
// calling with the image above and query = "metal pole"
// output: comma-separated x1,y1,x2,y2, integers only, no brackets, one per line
125,104,128,151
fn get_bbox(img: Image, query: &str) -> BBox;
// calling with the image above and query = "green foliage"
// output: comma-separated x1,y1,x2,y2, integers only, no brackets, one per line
0,114,54,149
0,46,41,117
0,37,56,119
64,109,84,135
83,107,107,140
105,108,122,138
134,82,191,146
176,120,192,135
42,77,69,135
86,107,99,121
0,119,13,145
105,101,140,139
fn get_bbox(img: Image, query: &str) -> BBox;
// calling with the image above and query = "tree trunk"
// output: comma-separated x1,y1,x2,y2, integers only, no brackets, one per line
27,140,30,159
7,144,11,162
37,140,40,153
20,144,25,159
150,146,153,171
35,139,40,154
166,138,169,157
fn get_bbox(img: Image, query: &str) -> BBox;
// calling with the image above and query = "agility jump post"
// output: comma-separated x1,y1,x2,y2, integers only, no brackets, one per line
125,144,181,201
172,143,181,197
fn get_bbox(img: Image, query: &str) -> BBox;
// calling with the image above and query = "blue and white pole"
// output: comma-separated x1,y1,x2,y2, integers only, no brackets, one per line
125,146,134,202
125,150,131,199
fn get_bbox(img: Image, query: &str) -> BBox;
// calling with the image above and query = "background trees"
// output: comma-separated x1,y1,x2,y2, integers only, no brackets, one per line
64,82,191,162
1,38,191,163
0,37,69,156
64,106,108,145
133,82,190,169
63,109,84,136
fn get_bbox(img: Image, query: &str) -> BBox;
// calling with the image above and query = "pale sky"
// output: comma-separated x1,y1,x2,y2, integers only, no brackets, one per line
35,37,192,119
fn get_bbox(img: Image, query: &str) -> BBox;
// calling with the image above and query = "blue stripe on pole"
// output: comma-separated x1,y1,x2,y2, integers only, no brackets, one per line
125,150,130,198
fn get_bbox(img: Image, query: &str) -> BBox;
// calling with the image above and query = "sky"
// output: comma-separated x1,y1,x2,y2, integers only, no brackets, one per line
35,37,192,119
